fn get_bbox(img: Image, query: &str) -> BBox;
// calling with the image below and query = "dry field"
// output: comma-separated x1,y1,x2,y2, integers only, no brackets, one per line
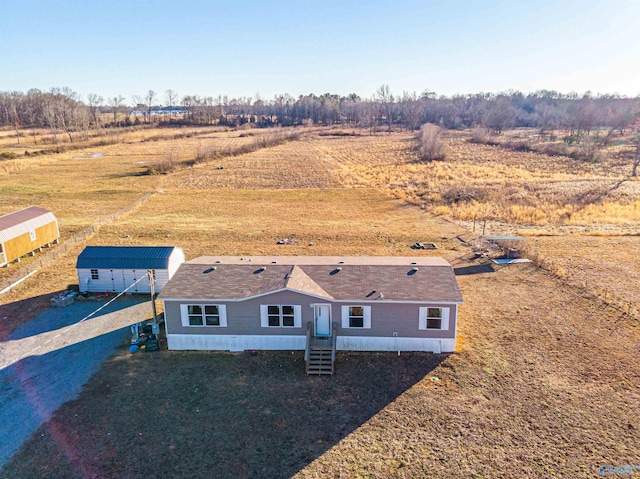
313,130,640,228
93,188,462,259
1,126,639,477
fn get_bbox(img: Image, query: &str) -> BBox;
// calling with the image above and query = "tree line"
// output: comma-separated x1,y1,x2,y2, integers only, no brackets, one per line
1,86,638,143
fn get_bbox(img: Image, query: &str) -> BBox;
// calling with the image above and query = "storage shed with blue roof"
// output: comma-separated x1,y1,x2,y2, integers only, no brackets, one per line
76,246,185,294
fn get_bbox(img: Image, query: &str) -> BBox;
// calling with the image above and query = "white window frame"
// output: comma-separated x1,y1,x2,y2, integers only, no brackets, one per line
341,305,371,329
419,307,450,330
180,304,227,327
90,269,99,280
260,304,302,328
29,229,36,241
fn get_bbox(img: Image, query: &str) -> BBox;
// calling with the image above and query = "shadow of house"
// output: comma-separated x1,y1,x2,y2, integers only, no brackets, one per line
1,350,447,479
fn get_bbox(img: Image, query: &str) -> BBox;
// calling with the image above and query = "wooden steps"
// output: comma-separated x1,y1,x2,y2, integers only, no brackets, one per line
304,322,338,376
306,346,334,376
305,335,335,376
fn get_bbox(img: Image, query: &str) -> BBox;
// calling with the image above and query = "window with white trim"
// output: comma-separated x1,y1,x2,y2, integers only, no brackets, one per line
341,305,371,329
419,307,450,330
91,269,99,280
260,305,302,328
29,230,36,241
180,304,227,327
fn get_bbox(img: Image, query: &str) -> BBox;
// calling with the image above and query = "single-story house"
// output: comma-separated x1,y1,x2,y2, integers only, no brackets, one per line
158,256,463,355
76,246,185,294
0,206,59,267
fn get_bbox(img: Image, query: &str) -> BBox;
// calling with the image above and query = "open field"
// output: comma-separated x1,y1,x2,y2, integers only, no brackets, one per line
0,126,639,477
315,129,640,228
93,188,462,259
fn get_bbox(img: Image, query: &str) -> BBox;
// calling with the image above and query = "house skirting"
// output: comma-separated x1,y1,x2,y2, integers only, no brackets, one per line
167,334,307,352
337,336,455,353
167,334,455,353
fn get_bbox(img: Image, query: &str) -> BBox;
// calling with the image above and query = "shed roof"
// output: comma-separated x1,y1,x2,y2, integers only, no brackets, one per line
159,256,463,303
0,206,58,244
76,246,180,270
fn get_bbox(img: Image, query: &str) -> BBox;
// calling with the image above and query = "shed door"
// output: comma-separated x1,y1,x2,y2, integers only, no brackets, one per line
110,269,126,292
122,269,149,293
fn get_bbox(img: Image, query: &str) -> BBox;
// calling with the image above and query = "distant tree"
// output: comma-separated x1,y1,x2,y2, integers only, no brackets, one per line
376,84,394,133
483,95,516,134
632,133,640,177
87,93,104,128
144,90,156,123
399,91,424,131
165,89,178,121
107,95,125,125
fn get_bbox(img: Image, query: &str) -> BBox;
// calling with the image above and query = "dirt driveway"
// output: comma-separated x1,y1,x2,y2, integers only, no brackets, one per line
0,298,151,467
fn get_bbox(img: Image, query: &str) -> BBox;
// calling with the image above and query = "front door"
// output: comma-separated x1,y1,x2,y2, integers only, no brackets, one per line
314,304,331,337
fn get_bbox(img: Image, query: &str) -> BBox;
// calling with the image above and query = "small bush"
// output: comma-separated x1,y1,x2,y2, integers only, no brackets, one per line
145,149,179,175
0,152,18,160
468,127,500,146
417,123,446,161
511,141,533,152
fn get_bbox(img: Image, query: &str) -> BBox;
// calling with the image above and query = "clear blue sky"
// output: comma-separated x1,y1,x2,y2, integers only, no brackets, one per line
1,0,639,103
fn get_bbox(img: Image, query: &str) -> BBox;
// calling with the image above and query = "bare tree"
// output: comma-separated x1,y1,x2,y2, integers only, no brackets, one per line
376,84,394,133
165,89,178,121
144,90,156,123
632,134,640,177
399,91,425,131
87,93,104,129
107,95,125,125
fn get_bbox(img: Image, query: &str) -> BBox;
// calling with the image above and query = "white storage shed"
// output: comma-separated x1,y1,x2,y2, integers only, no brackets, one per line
76,246,185,294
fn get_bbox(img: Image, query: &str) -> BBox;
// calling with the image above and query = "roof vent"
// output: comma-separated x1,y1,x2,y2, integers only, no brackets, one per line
378,293,384,299
254,266,266,274
338,261,345,264
272,261,277,264
330,267,342,275
411,262,417,265
203,266,217,274
408,267,418,276
215,260,221,263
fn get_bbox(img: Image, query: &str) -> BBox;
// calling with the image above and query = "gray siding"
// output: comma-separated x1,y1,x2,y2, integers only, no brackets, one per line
164,290,457,340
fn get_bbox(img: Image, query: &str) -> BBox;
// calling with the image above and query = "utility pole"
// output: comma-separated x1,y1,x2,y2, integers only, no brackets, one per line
149,270,158,323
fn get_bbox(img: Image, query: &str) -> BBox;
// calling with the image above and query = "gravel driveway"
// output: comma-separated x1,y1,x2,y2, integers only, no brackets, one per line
0,298,151,467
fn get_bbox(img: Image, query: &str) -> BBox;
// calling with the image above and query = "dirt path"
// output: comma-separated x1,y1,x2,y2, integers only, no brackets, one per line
0,299,150,467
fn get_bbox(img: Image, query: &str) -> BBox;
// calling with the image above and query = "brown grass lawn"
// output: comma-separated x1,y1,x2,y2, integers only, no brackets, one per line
2,262,639,478
92,188,463,259
1,128,640,477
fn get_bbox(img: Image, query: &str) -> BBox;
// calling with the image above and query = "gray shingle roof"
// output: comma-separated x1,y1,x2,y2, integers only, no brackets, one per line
76,246,178,270
159,256,463,303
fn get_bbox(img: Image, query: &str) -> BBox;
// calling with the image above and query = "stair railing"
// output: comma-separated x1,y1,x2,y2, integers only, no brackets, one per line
304,321,312,363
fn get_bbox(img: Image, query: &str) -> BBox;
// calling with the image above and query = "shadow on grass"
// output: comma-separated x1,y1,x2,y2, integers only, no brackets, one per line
1,350,446,479
0,291,58,341
454,263,495,275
